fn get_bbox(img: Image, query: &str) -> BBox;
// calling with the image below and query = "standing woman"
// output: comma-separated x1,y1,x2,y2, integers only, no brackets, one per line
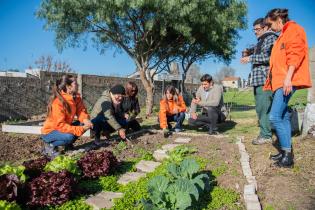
121,81,141,131
41,75,93,158
159,85,186,135
264,9,311,167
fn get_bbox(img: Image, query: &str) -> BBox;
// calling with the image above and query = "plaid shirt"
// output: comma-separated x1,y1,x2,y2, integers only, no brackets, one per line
249,31,278,87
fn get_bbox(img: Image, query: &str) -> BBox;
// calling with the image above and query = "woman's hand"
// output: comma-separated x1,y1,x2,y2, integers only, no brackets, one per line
83,119,93,129
283,65,295,96
283,77,293,96
118,128,126,139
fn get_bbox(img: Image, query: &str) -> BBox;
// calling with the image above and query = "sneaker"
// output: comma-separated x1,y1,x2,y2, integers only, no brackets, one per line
42,143,60,158
252,136,272,145
208,131,220,135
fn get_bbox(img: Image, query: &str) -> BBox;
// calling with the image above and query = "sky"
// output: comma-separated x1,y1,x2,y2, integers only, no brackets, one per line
0,0,314,79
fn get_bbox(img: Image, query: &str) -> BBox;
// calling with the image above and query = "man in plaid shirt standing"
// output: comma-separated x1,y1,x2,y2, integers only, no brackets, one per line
240,18,278,145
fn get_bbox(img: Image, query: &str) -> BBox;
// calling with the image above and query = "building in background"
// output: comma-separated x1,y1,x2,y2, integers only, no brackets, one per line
222,76,241,89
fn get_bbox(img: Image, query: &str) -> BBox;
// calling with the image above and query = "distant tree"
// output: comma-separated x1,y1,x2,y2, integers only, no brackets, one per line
37,0,247,115
185,64,202,84
214,66,236,83
34,55,74,73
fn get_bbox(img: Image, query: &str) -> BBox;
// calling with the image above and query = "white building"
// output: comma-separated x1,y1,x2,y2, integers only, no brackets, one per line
222,76,242,89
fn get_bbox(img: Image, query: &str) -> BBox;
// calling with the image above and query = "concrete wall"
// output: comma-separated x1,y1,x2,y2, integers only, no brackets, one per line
0,71,199,122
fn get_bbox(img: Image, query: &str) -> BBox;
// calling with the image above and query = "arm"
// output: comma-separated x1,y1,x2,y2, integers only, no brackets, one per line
54,101,85,136
129,97,140,120
190,86,202,113
159,100,168,129
101,101,122,131
249,35,278,65
178,95,186,112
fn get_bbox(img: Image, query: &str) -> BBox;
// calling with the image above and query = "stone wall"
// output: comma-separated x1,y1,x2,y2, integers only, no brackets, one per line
0,71,199,122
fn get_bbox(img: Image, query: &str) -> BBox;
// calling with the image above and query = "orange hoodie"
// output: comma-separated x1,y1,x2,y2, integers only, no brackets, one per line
264,21,311,92
41,91,90,136
159,95,186,129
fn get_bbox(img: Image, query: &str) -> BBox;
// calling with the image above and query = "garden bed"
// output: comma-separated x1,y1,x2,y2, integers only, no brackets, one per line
0,130,245,209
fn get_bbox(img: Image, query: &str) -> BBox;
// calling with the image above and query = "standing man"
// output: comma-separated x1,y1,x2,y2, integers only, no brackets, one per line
240,18,278,145
188,74,224,135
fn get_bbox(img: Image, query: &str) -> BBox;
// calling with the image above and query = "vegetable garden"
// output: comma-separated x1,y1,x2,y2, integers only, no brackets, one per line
0,129,245,210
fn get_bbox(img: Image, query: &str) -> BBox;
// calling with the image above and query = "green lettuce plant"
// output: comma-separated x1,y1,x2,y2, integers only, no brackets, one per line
44,155,81,175
0,165,26,183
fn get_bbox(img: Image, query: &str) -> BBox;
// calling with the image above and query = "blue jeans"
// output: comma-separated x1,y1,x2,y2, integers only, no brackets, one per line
269,88,295,151
91,115,127,139
41,121,80,147
166,112,185,129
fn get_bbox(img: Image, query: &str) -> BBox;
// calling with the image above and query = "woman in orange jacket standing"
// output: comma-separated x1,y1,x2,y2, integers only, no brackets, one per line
264,9,311,167
41,75,93,158
159,85,186,136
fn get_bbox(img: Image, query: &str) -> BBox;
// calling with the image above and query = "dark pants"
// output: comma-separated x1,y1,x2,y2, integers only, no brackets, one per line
41,121,80,147
91,115,141,139
254,86,272,138
166,112,186,129
188,107,220,132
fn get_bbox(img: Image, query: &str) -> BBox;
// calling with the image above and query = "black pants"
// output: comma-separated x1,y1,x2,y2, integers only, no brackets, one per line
188,107,220,132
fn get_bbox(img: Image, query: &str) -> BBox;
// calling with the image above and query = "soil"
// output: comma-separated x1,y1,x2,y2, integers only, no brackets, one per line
238,117,315,210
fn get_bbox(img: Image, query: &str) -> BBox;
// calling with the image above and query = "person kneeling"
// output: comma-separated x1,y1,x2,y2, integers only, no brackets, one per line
159,86,186,137
188,74,224,135
41,75,93,158
91,84,127,145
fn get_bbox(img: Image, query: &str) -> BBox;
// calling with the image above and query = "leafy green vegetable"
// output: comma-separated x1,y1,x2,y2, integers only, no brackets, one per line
205,187,240,210
0,200,21,210
44,155,81,175
143,158,209,210
0,165,26,183
167,146,197,163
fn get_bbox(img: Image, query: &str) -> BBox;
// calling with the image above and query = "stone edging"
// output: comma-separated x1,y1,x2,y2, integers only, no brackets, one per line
236,136,261,210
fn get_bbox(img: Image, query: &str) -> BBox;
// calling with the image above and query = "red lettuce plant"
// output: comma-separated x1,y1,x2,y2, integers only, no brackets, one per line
26,170,75,207
78,150,117,178
0,174,21,202
22,157,50,180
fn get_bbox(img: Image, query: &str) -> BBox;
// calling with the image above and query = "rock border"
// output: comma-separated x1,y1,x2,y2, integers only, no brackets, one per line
236,136,261,210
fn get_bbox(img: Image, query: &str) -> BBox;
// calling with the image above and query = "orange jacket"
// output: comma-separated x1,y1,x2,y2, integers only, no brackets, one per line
41,91,90,136
264,21,311,92
159,95,186,129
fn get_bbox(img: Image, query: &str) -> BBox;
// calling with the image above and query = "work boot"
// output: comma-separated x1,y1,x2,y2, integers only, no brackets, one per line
270,150,283,161
252,136,272,145
274,151,294,168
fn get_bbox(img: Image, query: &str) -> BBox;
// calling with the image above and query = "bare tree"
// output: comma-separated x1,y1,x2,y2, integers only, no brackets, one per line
185,63,202,84
214,66,236,83
34,55,74,73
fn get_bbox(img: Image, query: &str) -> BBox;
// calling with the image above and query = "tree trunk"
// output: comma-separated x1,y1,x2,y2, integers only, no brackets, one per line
139,68,154,116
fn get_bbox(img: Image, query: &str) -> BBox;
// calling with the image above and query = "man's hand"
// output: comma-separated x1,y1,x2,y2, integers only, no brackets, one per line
192,98,200,105
118,128,126,139
83,124,91,131
240,56,250,64
190,112,197,120
124,113,129,120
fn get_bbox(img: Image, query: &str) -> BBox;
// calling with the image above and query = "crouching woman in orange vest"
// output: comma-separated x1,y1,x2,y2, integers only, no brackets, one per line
41,75,93,158
264,9,312,168
159,85,186,137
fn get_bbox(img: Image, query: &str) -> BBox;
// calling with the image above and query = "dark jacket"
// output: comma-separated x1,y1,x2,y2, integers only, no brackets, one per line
120,96,140,121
